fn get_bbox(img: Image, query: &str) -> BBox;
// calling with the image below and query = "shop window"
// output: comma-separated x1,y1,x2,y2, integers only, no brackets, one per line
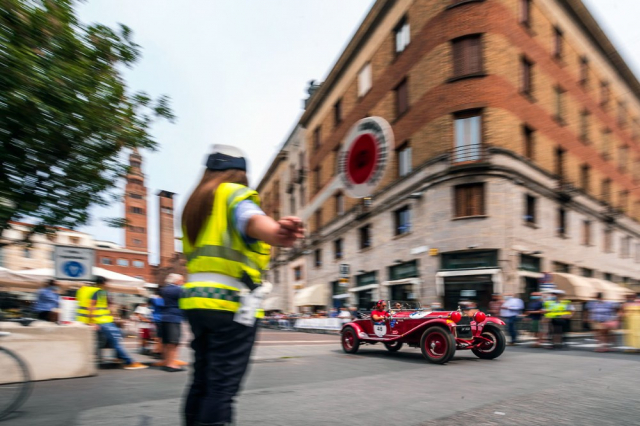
454,183,485,218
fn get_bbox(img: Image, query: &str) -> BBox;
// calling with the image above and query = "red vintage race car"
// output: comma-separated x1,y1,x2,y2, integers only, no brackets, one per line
341,300,506,364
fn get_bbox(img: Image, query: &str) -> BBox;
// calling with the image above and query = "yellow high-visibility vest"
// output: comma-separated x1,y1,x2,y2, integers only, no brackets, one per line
76,286,113,324
544,299,571,318
180,183,270,317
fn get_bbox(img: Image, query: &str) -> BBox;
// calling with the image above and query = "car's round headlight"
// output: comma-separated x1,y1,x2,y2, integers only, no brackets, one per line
474,312,486,323
450,311,462,323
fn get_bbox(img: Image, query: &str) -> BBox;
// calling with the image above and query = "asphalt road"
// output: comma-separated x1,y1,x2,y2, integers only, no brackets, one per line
4,329,640,426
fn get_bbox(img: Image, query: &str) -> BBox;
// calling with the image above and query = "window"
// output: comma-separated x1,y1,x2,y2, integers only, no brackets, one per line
357,62,372,97
395,79,409,117
334,238,343,259
334,99,342,126
621,236,631,258
452,35,483,79
314,209,322,231
314,167,321,192
69,236,80,245
604,228,613,253
454,183,485,217
335,193,345,216
117,259,129,267
601,130,611,160
523,125,535,159
553,27,563,59
23,248,31,259
394,206,411,235
557,208,567,237
524,194,537,224
294,266,303,281
394,17,410,53
397,143,412,177
602,179,611,204
359,224,372,250
581,267,594,277
289,194,295,215
161,207,173,215
618,102,627,127
101,257,112,265
314,248,322,267
133,238,142,246
554,87,564,123
555,147,565,180
133,260,144,268
454,111,482,162
619,146,629,173
520,0,531,26
580,164,590,193
580,56,589,85
600,81,610,107
313,127,321,151
131,207,144,214
620,190,629,213
580,110,590,142
582,220,591,246
552,261,571,273
299,185,305,207
129,226,146,233
521,56,533,96
129,193,143,200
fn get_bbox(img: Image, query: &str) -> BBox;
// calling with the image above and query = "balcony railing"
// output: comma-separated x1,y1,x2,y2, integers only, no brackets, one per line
449,144,488,164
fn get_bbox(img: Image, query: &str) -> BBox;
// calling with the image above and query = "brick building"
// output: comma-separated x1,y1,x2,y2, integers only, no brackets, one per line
258,0,640,312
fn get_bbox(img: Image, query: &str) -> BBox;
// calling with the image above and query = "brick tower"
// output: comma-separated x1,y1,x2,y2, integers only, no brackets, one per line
124,149,149,251
157,190,176,267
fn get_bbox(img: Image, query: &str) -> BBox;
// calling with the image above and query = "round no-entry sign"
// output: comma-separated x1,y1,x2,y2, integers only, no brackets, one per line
338,117,392,198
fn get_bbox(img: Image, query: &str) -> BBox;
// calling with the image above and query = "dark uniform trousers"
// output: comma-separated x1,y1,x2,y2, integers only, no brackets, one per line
184,310,258,426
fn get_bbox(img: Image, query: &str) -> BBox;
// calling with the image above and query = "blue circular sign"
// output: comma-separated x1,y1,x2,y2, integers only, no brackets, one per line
63,261,85,278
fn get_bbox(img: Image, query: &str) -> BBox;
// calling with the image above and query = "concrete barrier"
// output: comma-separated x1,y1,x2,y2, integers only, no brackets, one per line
0,321,96,381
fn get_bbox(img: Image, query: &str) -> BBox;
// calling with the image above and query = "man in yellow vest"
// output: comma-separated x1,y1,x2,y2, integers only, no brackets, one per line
76,276,147,370
543,290,573,349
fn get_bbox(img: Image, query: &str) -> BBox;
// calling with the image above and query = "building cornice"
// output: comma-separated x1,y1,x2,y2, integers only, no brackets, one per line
299,0,393,127
560,0,640,103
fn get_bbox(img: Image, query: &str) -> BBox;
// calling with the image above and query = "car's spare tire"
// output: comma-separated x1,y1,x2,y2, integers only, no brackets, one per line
341,326,360,354
420,326,456,364
472,325,506,359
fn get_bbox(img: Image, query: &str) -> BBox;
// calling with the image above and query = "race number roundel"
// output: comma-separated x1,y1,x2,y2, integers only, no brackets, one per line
338,117,392,198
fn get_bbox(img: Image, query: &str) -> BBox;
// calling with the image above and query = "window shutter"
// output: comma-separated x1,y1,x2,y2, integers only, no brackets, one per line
468,37,482,74
453,40,464,77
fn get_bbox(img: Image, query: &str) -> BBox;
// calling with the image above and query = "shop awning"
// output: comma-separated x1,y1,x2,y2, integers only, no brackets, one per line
293,284,328,306
588,278,634,302
332,293,350,300
348,284,379,292
262,296,284,311
382,278,421,286
550,273,597,301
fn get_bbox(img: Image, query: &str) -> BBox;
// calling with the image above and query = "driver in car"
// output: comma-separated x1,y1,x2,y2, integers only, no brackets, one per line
371,300,391,322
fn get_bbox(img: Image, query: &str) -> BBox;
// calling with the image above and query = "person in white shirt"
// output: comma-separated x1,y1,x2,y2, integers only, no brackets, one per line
134,302,154,355
501,294,524,345
338,307,352,322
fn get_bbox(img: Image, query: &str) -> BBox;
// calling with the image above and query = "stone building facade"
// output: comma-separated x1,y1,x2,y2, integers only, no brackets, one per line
257,0,640,312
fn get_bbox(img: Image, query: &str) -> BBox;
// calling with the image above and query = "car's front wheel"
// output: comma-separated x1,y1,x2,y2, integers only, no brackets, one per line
383,341,403,352
341,326,360,354
472,326,506,359
420,326,456,364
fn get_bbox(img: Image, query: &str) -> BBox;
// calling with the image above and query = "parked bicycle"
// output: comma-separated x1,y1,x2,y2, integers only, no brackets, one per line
0,331,33,421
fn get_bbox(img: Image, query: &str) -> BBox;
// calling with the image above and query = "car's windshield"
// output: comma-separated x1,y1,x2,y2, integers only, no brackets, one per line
388,300,421,310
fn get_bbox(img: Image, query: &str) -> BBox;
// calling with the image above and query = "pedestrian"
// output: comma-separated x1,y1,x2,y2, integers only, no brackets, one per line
33,279,60,322
500,293,524,345
526,292,544,347
75,276,147,370
133,301,154,355
148,287,165,359
338,307,352,321
586,292,618,352
543,290,573,349
489,293,503,318
180,144,304,426
156,273,187,372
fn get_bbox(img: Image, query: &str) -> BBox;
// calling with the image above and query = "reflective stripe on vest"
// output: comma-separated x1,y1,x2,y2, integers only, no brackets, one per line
76,286,114,324
181,183,271,315
544,300,571,318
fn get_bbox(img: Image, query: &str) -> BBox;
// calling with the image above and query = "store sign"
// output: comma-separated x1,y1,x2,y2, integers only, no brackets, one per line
389,260,418,281
339,263,350,278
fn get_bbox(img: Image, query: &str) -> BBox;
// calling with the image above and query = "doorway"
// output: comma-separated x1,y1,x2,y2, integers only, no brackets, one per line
443,274,494,312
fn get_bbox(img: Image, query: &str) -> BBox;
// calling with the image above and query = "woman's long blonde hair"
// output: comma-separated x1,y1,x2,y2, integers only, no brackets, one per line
182,169,248,246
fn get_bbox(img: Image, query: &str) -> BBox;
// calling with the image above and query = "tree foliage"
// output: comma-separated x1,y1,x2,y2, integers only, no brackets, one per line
0,0,174,240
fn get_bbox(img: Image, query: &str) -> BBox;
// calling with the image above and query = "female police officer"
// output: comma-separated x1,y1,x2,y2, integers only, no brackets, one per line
180,145,304,426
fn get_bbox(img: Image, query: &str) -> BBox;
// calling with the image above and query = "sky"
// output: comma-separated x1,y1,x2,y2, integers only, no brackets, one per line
75,0,640,263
